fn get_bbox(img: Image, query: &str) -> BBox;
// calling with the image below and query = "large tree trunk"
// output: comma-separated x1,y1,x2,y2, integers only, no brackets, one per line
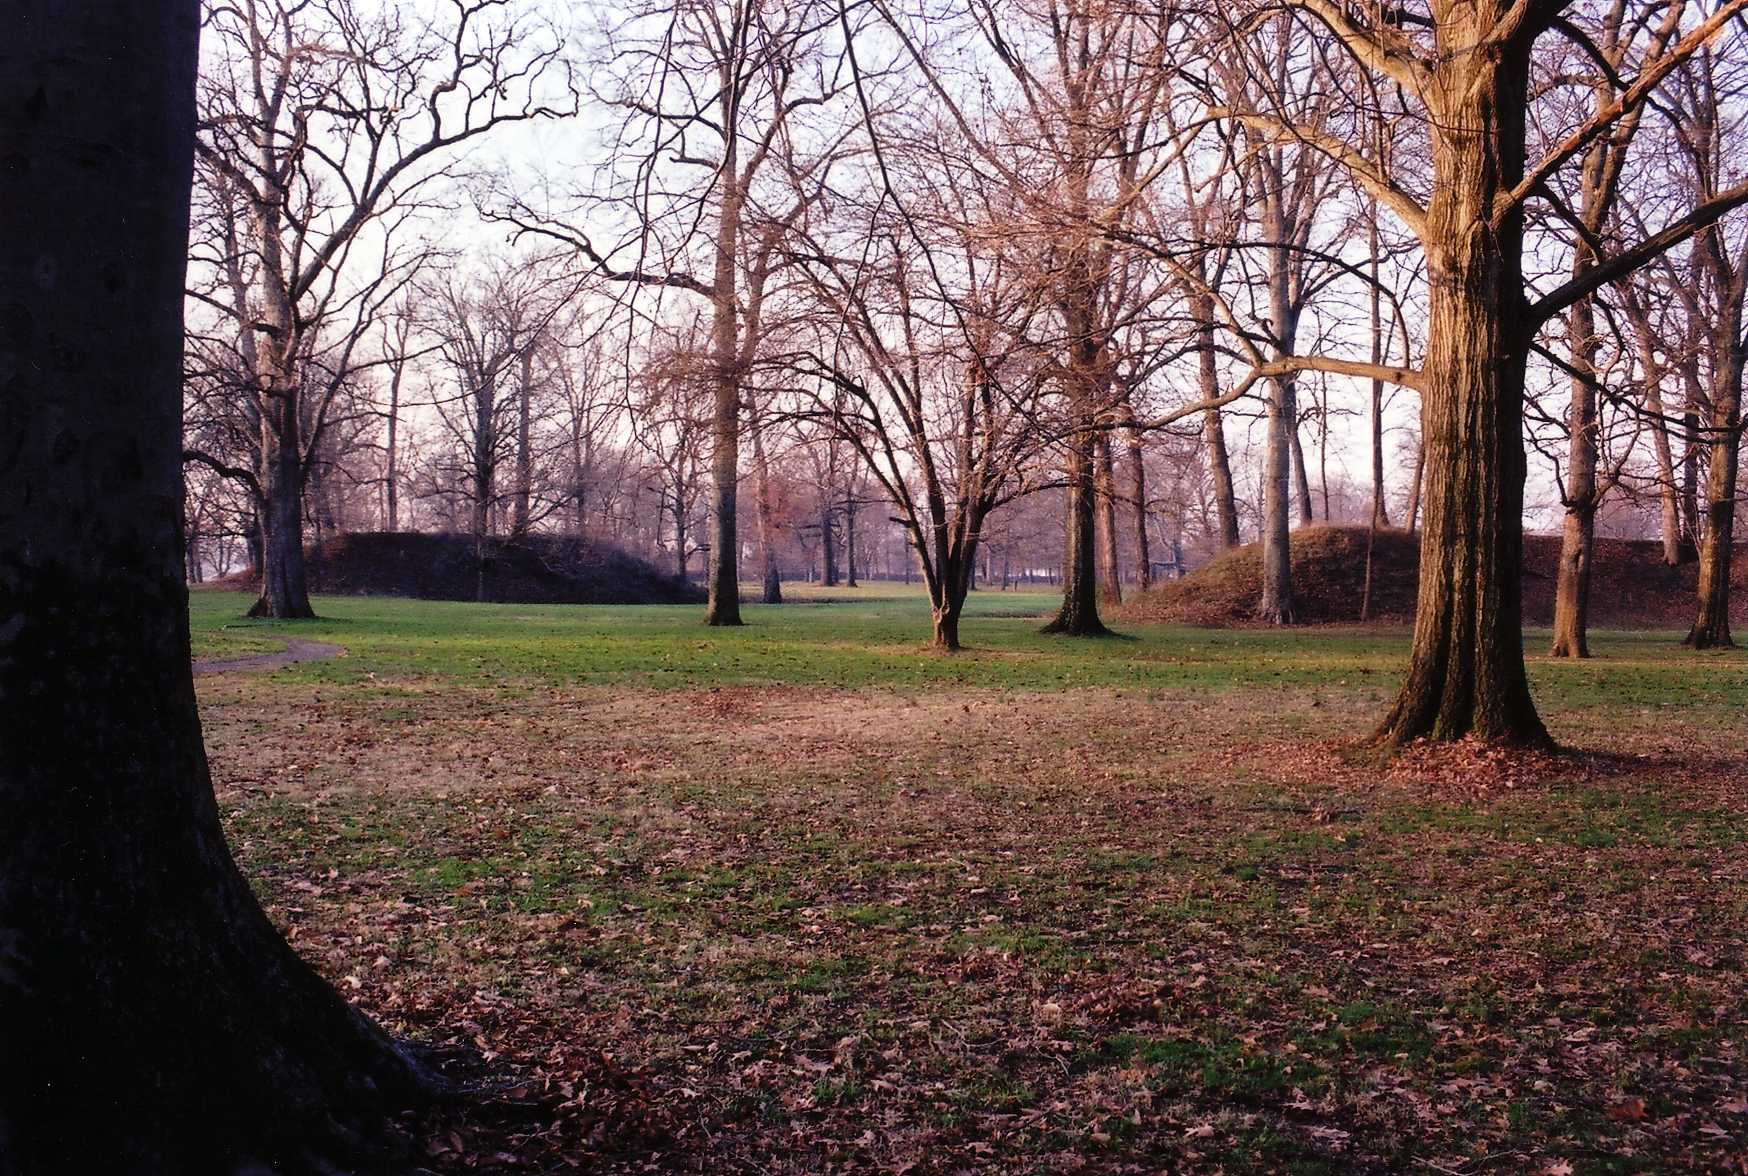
702,97,746,626
1373,16,1550,748
0,6,440,1170
252,399,316,619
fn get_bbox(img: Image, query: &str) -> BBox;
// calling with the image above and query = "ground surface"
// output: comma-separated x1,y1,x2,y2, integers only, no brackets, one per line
190,584,1748,1176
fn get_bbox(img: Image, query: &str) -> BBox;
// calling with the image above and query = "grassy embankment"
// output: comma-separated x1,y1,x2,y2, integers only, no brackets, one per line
189,586,1747,1175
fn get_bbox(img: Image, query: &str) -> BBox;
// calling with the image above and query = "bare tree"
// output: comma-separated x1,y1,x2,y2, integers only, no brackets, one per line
1225,0,1748,746
1542,2,1682,657
188,0,570,618
420,253,577,597
1663,49,1748,650
497,0,851,625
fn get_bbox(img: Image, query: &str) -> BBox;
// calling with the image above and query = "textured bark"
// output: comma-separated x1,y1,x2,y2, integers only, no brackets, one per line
254,436,316,618
701,320,743,623
0,6,438,1170
1372,4,1550,748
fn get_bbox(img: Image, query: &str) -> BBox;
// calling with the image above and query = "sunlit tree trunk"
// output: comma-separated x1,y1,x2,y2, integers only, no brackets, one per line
1373,14,1549,747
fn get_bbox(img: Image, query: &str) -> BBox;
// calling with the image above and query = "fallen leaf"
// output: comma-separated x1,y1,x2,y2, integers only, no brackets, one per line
1606,1097,1646,1122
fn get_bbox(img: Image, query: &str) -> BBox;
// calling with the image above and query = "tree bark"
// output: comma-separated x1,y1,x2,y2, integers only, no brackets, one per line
1683,223,1744,650
1372,9,1550,748
749,398,783,604
0,6,439,1170
1549,287,1600,659
1042,428,1112,636
1258,371,1302,624
1094,433,1123,606
511,347,535,539
1125,407,1152,590
1195,291,1243,549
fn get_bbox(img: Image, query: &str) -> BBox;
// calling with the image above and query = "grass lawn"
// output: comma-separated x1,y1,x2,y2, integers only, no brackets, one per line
189,586,1748,1175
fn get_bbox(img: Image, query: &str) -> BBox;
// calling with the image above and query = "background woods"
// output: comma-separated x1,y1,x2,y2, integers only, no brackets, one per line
180,0,1748,698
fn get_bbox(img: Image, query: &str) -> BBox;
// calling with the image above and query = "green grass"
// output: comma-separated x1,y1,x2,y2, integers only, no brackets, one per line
190,584,1419,695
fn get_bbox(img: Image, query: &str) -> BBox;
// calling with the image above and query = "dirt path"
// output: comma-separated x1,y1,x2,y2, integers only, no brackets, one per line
193,639,347,675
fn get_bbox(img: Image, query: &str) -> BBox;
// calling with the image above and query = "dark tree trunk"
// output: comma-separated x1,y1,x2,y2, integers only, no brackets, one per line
0,6,439,1171
751,419,782,605
1125,410,1152,590
1685,494,1738,649
821,498,839,588
1551,284,1602,658
252,408,316,619
1042,428,1112,636
511,348,534,539
844,490,860,588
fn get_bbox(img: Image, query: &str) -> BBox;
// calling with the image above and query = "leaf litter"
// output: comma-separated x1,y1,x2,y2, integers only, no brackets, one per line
202,678,1748,1174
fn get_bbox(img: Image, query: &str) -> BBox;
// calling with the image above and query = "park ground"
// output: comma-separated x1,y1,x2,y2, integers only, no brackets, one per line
189,580,1748,1175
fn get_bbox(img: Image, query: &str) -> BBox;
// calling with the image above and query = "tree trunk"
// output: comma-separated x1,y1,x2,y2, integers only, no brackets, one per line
1372,15,1550,748
1550,290,1600,659
844,489,860,588
385,359,402,532
0,7,440,1170
1632,304,1685,564
471,371,495,604
821,492,839,588
1369,217,1393,530
702,83,746,627
511,347,534,539
1042,428,1111,636
1094,433,1123,606
251,400,316,619
1258,372,1302,624
1197,294,1243,549
1683,232,1744,650
1126,410,1152,590
1290,414,1315,525
749,404,783,604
